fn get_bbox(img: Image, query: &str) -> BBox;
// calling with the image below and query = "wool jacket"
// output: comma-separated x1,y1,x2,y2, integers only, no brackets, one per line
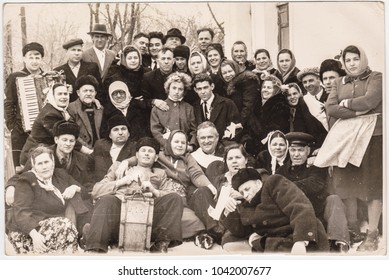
82,47,116,81
141,68,171,109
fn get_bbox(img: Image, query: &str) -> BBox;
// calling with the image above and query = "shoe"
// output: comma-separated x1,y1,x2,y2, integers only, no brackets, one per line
150,240,169,253
349,229,366,244
79,223,91,250
208,225,225,245
329,240,349,253
357,229,379,252
194,233,214,249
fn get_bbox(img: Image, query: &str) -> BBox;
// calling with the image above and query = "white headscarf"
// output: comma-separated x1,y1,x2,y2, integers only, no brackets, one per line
262,130,289,174
108,81,132,114
45,84,71,121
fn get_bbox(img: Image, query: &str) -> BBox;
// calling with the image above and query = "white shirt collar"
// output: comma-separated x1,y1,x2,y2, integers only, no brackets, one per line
201,93,215,106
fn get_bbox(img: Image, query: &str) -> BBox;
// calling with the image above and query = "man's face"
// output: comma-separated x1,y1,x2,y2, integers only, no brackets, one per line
322,71,340,93
67,44,83,64
232,44,246,64
55,134,76,155
289,145,310,166
198,31,212,52
238,180,262,203
302,74,321,95
194,81,214,102
134,36,149,55
77,84,96,105
136,146,158,168
190,55,204,75
109,125,129,145
23,50,43,73
149,38,163,58
197,127,218,154
165,36,181,49
92,34,108,50
157,50,174,73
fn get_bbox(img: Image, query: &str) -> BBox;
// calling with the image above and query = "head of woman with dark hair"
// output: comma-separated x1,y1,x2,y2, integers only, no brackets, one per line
223,143,249,177
254,49,273,71
219,59,241,83
342,45,369,77
286,83,303,107
261,74,282,105
206,43,224,73
188,51,208,76
121,45,142,71
163,72,192,102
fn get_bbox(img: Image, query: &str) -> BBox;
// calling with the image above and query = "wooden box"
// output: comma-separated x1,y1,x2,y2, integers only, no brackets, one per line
118,196,154,252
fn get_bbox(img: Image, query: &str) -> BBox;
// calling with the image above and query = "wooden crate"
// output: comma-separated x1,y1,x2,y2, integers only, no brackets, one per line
118,195,154,252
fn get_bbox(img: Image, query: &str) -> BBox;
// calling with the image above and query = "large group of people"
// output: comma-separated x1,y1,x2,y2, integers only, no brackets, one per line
4,23,383,255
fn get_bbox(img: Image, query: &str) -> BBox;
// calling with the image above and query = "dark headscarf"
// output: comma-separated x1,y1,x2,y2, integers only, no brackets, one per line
218,58,242,83
164,130,188,161
121,45,142,71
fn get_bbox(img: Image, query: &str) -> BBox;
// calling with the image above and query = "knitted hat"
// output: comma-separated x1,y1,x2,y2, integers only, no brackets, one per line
163,28,186,44
297,67,320,81
107,114,130,132
136,137,160,153
75,75,99,91
63,38,84,50
231,168,262,191
53,120,80,138
173,45,190,60
22,42,44,57
285,132,315,147
319,59,346,81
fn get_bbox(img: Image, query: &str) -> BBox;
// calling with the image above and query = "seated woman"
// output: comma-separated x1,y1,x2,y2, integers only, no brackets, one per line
6,146,88,254
150,72,197,151
285,83,327,150
255,130,289,174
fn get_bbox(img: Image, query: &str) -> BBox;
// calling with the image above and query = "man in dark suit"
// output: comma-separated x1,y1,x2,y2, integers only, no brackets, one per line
83,24,116,82
133,32,151,68
90,115,137,182
54,38,102,103
192,74,241,141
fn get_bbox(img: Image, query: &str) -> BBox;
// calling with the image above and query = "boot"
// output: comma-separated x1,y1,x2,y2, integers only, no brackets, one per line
357,229,379,252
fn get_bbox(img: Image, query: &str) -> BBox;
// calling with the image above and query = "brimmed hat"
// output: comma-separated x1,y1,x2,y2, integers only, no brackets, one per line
22,42,44,57
173,45,190,60
231,168,262,191
297,67,320,81
107,114,130,132
136,137,160,153
87,24,112,36
63,38,84,50
163,28,186,44
285,132,315,147
75,75,99,91
319,59,346,81
53,120,80,138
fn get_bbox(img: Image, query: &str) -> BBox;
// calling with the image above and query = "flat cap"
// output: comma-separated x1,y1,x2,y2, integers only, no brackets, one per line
53,120,80,138
23,42,44,57
231,168,262,191
297,67,320,81
285,132,315,147
63,38,84,50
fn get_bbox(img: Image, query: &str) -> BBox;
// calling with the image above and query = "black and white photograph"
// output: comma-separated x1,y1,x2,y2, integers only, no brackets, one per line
2,1,386,259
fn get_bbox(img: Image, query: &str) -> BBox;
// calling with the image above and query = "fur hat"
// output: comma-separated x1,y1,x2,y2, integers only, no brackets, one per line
53,120,80,138
136,137,160,153
319,59,346,81
75,75,99,91
231,168,262,191
173,45,190,60
163,28,186,44
107,114,130,132
62,38,84,50
22,42,44,57
297,67,320,81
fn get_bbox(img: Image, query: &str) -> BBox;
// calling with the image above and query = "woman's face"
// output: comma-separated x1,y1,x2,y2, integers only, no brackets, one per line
287,87,301,106
33,153,55,180
111,89,127,104
255,52,271,70
226,148,248,175
261,81,275,101
168,81,185,102
170,132,187,156
278,53,292,72
53,85,69,108
269,137,287,159
232,44,246,64
344,52,360,75
175,57,187,70
207,50,221,68
221,64,236,83
190,55,204,75
125,51,140,70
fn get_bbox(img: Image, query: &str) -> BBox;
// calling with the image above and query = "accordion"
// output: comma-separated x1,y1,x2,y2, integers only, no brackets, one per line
16,72,66,132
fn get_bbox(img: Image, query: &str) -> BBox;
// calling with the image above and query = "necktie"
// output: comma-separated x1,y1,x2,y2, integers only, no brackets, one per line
153,60,158,70
203,101,208,120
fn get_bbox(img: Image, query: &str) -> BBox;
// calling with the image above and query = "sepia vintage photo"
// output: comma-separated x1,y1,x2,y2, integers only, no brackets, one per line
2,1,386,256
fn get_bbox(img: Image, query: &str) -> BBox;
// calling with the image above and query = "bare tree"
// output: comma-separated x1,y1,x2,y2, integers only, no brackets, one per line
88,3,101,30
207,2,224,35
20,6,27,46
4,20,13,80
